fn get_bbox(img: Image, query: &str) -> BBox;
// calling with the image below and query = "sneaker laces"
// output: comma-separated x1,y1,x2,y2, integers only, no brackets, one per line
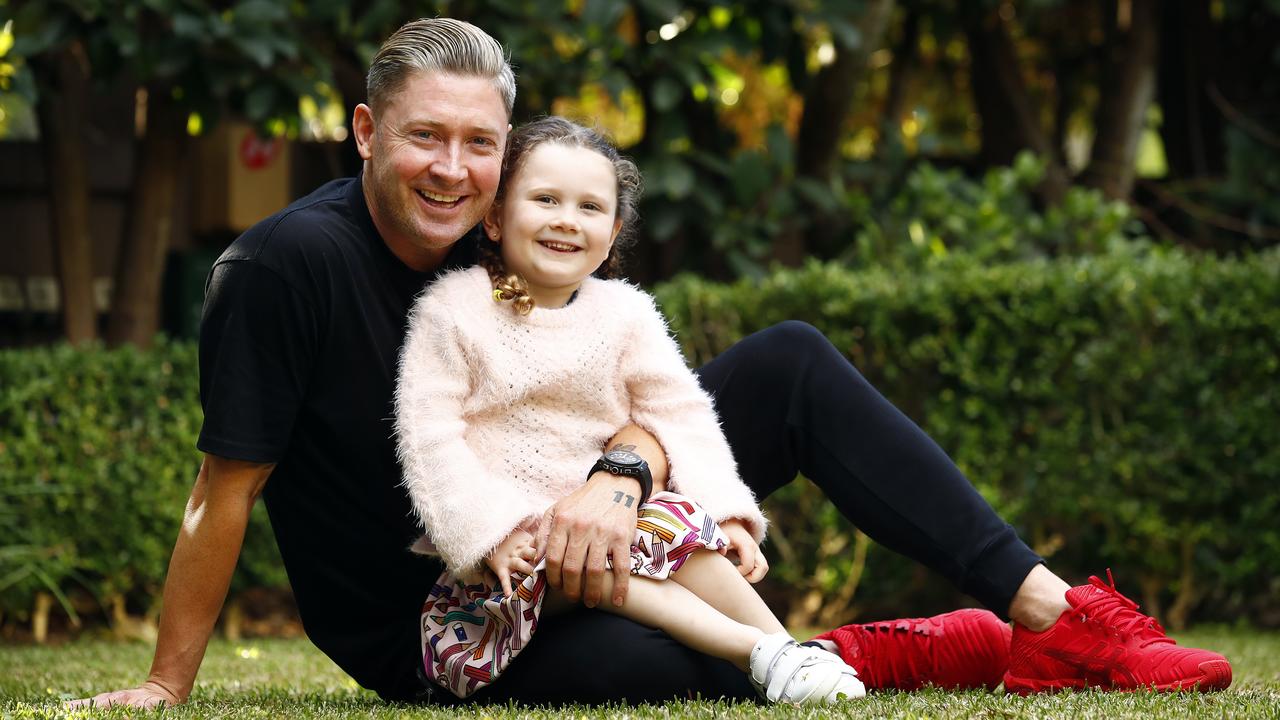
847,619,929,688
1074,569,1173,648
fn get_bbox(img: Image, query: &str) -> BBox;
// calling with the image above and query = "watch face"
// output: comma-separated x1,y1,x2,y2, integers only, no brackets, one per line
605,450,643,466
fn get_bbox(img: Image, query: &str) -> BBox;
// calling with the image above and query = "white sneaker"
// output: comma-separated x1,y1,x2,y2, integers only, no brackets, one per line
749,631,866,704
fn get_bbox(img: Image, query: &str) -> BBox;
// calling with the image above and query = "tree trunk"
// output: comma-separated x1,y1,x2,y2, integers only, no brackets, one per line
332,52,368,178
1166,534,1200,632
1081,0,1161,200
1138,574,1164,624
776,0,896,266
1157,0,1222,179
32,44,97,345
105,87,188,348
224,594,244,641
817,530,871,628
32,592,52,644
964,7,1068,203
795,0,897,183
877,9,920,157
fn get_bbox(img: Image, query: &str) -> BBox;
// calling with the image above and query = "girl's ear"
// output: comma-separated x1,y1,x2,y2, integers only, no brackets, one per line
608,217,623,249
482,206,502,242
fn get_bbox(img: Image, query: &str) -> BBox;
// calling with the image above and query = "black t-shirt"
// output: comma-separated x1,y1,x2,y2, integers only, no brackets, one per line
197,176,477,699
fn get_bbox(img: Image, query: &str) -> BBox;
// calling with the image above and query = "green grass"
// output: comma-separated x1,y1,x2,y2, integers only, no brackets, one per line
1,627,1277,718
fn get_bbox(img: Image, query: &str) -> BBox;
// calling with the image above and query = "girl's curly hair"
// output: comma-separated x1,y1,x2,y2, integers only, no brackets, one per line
479,116,643,314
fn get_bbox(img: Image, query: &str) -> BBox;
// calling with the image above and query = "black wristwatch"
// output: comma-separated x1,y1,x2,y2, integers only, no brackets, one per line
588,449,653,505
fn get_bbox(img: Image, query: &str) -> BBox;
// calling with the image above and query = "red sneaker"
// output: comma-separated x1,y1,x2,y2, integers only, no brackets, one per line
812,609,1012,691
1004,570,1233,693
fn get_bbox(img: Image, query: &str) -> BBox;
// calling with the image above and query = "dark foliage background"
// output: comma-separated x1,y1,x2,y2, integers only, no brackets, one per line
1,0,1277,639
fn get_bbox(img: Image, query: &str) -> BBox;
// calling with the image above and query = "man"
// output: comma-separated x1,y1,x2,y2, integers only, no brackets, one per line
74,18,1229,709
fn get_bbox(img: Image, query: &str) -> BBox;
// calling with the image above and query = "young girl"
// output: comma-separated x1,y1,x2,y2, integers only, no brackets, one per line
394,116,862,704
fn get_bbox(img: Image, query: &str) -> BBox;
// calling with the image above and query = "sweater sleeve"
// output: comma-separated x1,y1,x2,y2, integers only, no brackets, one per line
620,287,768,542
394,286,541,575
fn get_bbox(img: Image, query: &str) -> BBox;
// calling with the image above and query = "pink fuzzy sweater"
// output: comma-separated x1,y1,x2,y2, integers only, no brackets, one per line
394,266,767,575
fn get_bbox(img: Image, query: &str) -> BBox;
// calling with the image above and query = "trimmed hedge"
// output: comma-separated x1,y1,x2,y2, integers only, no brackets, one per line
2,246,1277,633
655,247,1280,628
0,340,284,634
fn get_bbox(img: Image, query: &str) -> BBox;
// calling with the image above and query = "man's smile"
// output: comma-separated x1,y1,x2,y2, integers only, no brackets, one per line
415,188,463,208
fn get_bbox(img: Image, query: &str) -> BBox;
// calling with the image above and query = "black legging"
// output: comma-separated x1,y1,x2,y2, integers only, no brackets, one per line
448,322,1042,705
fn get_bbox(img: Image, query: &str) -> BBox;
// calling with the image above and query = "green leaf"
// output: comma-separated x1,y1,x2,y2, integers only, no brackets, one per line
171,13,207,40
729,151,770,205
660,157,695,198
31,564,80,624
828,17,862,50
582,0,627,27
651,75,682,112
794,177,839,214
10,6,71,57
232,0,289,25
638,0,682,20
646,204,684,241
234,34,275,68
243,82,278,121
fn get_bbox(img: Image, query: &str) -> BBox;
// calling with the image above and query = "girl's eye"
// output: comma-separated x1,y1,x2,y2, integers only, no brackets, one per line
581,202,602,212
534,195,556,204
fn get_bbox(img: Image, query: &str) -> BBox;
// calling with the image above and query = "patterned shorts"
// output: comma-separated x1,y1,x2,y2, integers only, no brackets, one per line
418,491,729,698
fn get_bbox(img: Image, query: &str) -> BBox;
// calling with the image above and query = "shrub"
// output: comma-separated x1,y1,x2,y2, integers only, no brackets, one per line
847,153,1154,272
2,245,1276,633
0,340,284,636
655,247,1280,628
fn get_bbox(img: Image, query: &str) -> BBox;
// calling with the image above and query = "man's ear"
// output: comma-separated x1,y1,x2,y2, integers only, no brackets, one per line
352,104,375,160
482,206,503,242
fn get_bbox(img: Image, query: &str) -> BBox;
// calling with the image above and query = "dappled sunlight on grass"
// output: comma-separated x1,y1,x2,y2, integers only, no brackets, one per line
1,629,1277,718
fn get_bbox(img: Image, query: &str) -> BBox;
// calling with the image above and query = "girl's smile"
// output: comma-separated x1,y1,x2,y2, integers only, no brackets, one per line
484,143,622,309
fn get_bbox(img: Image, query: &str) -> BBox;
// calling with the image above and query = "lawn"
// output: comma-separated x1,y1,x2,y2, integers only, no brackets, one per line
2,627,1277,718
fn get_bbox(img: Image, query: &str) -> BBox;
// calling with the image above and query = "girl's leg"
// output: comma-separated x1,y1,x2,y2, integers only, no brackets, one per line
549,562,866,704
666,550,784,635
556,572,762,671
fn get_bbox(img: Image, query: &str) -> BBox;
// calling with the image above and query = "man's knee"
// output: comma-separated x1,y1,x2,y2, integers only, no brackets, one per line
762,320,830,349
742,321,844,378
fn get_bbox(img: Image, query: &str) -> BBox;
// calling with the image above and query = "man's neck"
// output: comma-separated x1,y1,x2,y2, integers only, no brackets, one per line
362,182,453,273
382,232,452,273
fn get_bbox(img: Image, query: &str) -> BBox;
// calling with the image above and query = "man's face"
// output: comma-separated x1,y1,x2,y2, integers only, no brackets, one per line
354,71,509,271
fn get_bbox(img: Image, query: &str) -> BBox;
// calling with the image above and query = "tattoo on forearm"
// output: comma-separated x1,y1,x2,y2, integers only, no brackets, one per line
612,491,636,508
610,443,637,453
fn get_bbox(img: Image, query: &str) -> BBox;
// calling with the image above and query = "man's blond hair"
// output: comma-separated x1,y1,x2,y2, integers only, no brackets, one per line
366,18,515,116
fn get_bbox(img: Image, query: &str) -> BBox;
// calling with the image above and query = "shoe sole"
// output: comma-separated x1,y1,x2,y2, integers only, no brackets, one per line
1003,659,1233,694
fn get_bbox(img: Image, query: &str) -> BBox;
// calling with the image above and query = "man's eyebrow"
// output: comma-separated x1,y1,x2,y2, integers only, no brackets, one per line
403,118,503,136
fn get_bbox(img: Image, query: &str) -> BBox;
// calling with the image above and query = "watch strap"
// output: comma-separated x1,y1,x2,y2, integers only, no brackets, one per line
588,455,653,505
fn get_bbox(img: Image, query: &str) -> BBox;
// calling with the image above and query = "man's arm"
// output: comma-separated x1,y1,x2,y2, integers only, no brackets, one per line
69,454,273,709
536,423,667,609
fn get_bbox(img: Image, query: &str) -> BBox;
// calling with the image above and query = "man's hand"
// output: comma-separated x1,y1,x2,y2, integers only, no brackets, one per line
67,680,181,710
719,518,769,583
68,455,272,711
535,472,640,608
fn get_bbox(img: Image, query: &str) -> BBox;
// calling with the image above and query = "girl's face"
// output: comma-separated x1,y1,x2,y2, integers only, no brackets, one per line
484,143,622,308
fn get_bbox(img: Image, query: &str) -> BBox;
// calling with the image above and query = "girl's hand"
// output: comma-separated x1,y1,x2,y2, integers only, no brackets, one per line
485,529,538,597
719,519,768,583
